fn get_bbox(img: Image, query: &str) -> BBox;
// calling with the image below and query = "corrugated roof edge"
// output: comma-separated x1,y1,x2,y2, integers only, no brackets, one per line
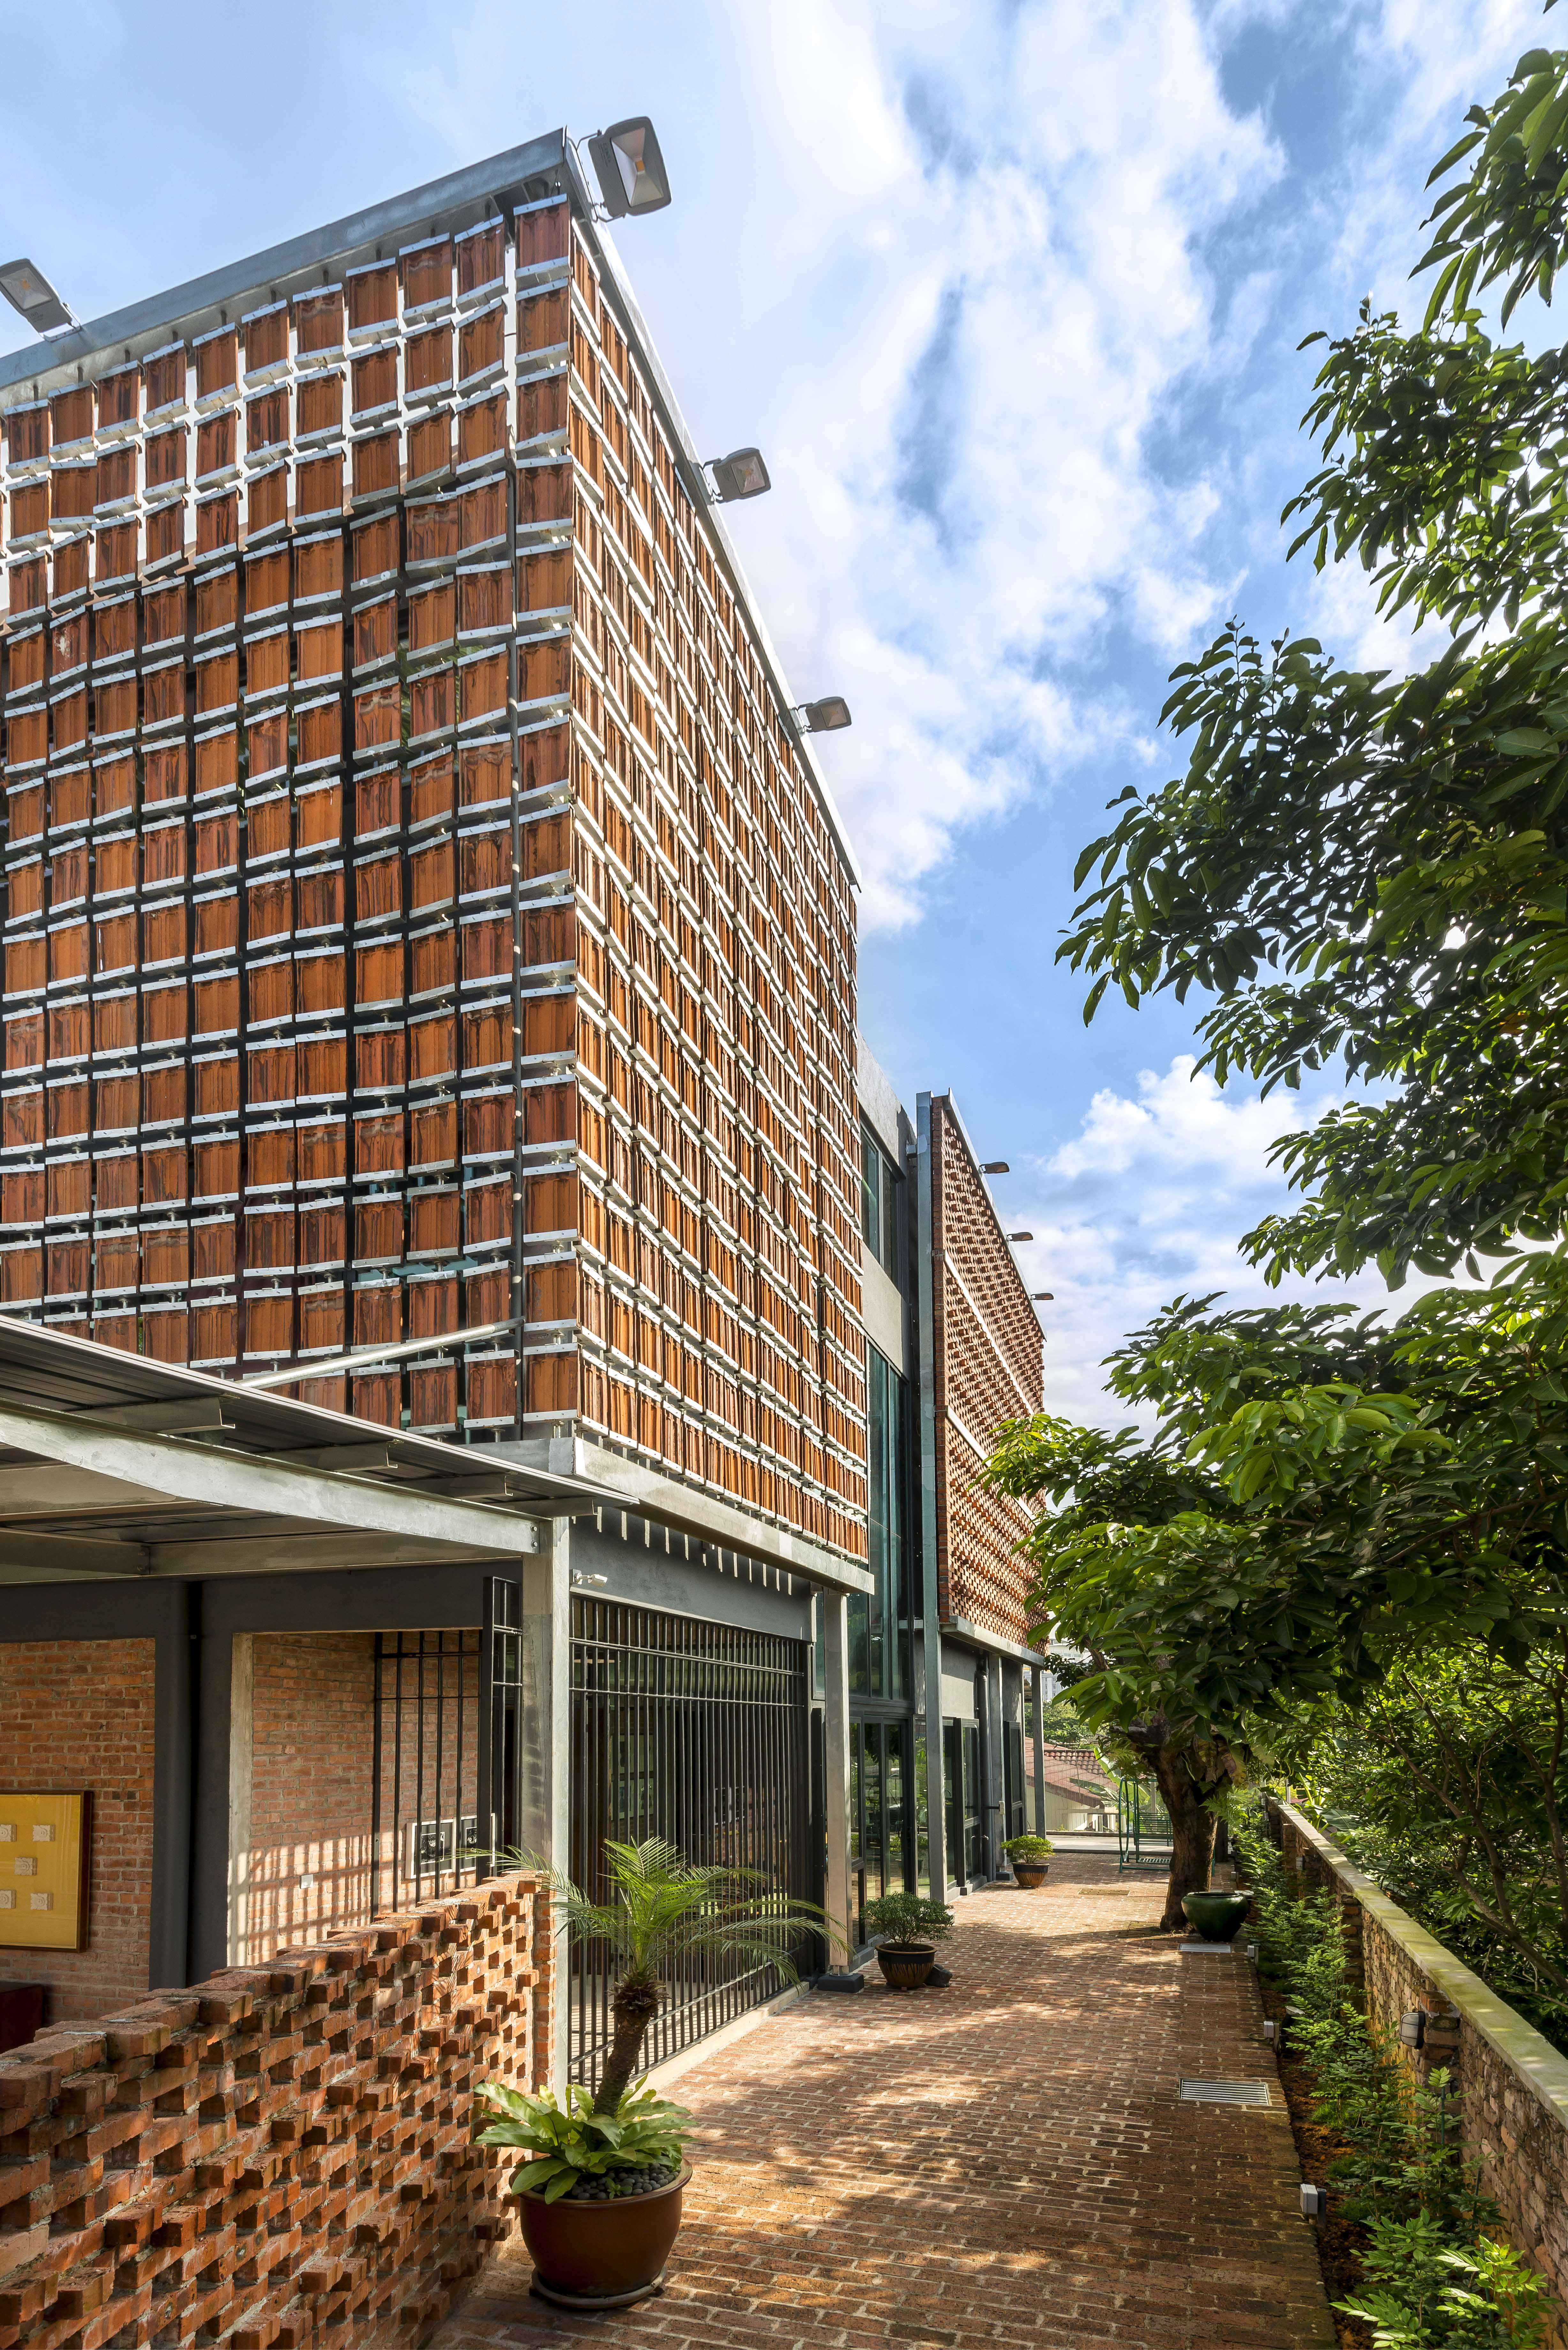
0,131,864,889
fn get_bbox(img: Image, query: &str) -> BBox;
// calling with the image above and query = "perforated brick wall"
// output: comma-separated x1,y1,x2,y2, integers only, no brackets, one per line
0,1639,156,2023
0,1869,553,2350
929,1098,1041,1641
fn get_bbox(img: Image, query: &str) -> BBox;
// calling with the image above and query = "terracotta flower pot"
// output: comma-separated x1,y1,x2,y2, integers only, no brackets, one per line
516,2162,691,2310
1180,1890,1254,1944
877,1943,936,1990
1013,1863,1049,1890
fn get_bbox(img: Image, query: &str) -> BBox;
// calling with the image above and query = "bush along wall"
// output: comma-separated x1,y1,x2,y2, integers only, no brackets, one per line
1234,1819,1554,2349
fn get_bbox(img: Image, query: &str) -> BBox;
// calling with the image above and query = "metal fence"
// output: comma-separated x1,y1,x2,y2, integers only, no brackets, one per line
369,1577,524,1914
569,1595,813,2090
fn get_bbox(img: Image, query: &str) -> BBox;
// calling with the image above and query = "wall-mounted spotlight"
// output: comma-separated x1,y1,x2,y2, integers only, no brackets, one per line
982,1160,1009,1174
0,258,75,334
1007,1230,1034,1242
793,697,852,734
704,447,771,504
1032,1291,1054,1302
587,119,673,219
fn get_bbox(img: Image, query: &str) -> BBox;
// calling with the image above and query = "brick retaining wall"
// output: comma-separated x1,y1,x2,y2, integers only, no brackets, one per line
0,1869,553,2350
1268,1798,1568,2346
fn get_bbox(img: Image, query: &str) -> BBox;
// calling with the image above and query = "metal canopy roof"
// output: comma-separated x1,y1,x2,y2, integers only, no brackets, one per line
0,1314,613,1585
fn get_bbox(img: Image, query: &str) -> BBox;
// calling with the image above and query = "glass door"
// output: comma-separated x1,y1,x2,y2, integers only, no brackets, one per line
852,1717,915,1942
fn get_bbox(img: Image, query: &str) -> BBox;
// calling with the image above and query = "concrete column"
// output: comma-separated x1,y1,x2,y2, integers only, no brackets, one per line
922,1631,947,1899
985,1653,1006,1876
225,1633,254,1968
148,1581,195,1991
821,1588,853,1961
521,1518,572,2093
1031,1663,1047,1838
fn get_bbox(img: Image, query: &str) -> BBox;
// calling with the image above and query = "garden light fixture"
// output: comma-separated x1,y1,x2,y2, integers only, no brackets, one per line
0,258,75,333
588,119,672,219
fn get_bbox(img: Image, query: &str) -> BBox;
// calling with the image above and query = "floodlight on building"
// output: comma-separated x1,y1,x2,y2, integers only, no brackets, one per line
587,119,673,220
793,697,852,734
982,1160,1009,1174
705,447,771,504
1032,1292,1054,1301
1007,1231,1033,1242
0,258,76,334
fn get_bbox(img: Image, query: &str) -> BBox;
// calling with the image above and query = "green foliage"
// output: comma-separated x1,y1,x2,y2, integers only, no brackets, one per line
1338,2228,1550,2350
1300,1648,1568,2039
472,2080,690,2204
1001,1835,1054,1861
862,1891,954,1947
1232,1817,1549,2346
516,1836,834,2116
527,1835,831,1990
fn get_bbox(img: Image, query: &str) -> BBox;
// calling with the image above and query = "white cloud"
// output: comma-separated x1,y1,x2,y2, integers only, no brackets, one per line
1012,1055,1376,1425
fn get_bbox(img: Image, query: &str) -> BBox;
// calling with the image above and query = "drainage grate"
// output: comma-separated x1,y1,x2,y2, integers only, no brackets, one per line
1179,2077,1271,2106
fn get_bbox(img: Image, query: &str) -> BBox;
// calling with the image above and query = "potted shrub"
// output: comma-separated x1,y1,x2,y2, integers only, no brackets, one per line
1002,1834,1054,1889
863,1890,955,1990
475,1837,828,2310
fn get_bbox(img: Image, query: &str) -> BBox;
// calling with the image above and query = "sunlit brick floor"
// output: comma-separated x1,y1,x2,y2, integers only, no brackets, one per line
430,1855,1333,2350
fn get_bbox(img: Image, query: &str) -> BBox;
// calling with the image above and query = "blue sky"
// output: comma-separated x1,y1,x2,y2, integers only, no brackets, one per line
0,0,1545,1417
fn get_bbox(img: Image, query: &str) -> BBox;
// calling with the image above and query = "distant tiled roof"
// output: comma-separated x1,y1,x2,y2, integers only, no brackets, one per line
1038,1745,1115,1797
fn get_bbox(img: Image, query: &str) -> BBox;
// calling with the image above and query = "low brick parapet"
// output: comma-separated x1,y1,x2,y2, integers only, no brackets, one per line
0,1870,554,2350
1268,1799,1568,2348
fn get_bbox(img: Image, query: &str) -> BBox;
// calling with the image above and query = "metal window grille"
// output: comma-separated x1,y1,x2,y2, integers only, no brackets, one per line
370,1576,524,1914
569,1595,811,2090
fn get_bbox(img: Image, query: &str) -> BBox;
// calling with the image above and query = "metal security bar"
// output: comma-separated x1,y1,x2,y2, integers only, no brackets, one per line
569,1596,811,2091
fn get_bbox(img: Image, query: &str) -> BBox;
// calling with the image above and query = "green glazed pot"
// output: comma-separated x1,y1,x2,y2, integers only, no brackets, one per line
1180,1890,1254,1943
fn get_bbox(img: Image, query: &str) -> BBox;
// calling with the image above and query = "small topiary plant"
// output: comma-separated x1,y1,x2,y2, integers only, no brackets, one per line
863,1891,954,1948
1003,1835,1055,1863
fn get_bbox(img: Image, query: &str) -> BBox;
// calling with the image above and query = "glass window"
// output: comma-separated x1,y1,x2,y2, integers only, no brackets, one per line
850,1347,906,1700
859,1118,898,1278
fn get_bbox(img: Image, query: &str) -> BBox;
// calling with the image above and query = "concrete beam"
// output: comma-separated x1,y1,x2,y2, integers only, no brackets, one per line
0,1399,546,1559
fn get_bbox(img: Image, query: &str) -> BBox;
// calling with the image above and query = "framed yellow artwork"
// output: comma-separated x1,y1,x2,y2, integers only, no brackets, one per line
0,1791,90,1951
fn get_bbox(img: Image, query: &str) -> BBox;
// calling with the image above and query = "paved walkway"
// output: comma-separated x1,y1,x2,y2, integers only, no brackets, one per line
433,1856,1333,2350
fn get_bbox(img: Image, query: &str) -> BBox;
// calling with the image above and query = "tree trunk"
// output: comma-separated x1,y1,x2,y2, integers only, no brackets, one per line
592,1966,661,2116
1152,1747,1217,1932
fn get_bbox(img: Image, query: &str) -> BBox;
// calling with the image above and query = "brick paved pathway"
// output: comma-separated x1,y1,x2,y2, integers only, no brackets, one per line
432,1856,1333,2350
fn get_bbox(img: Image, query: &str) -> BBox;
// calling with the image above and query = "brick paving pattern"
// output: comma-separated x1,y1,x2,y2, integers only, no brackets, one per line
434,1855,1333,2350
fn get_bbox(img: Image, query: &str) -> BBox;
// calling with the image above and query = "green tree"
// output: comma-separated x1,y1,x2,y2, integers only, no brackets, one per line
534,1838,830,2114
985,1417,1246,1925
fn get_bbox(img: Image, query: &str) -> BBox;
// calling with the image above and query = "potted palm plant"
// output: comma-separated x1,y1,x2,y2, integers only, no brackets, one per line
863,1890,955,1989
474,1838,829,2311
1002,1833,1054,1889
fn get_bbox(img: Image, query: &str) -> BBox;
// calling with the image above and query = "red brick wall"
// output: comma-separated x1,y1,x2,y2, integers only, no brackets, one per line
930,1098,1041,1641
0,1640,156,2023
243,1634,483,1963
0,1869,554,2350
245,1634,377,1961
